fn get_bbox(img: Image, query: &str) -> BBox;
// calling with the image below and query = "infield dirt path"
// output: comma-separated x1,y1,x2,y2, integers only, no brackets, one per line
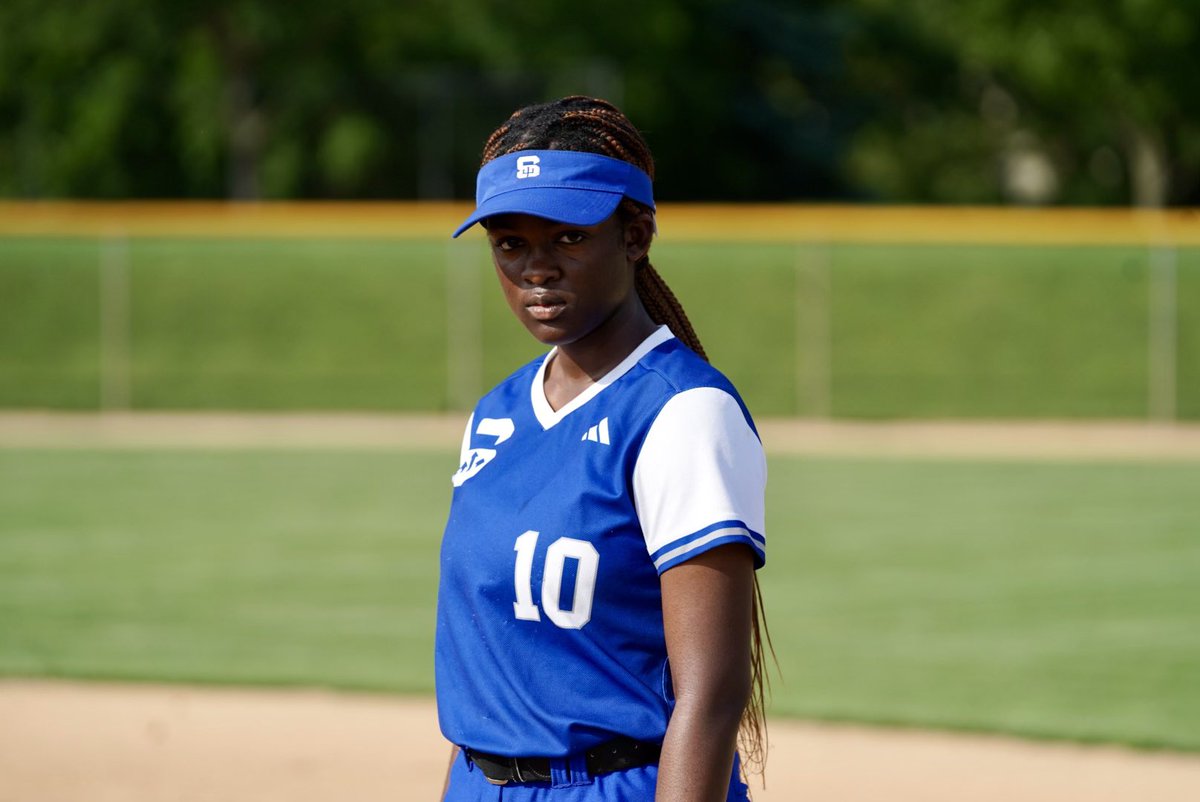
2,681,1200,802
4,412,1200,460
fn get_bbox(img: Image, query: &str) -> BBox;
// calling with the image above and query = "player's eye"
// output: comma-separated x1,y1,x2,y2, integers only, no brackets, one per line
493,236,523,252
557,231,587,245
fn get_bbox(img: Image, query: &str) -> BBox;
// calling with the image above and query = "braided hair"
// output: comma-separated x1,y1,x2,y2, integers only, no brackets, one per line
480,95,773,778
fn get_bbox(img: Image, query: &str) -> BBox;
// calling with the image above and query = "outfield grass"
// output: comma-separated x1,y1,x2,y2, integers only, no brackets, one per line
765,457,1200,749
0,448,450,692
2,447,1197,750
2,237,1197,417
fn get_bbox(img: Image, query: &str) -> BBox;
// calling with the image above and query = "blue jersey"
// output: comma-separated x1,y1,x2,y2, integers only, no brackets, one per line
435,326,767,757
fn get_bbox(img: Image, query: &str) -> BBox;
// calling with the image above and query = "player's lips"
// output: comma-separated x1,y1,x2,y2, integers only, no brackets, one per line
525,292,568,321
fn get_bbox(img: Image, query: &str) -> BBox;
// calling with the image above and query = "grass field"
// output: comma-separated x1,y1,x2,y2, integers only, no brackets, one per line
3,237,1197,417
2,446,1197,751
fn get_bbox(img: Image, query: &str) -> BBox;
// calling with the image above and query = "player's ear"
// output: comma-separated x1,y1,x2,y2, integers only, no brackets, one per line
623,210,654,265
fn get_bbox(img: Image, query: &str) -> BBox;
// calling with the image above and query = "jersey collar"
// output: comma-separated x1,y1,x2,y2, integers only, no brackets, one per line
530,325,675,430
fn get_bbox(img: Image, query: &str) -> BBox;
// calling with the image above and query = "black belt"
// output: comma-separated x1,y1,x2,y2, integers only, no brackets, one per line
466,737,661,786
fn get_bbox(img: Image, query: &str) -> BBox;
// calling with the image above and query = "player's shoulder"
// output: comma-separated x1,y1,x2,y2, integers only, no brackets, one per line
631,335,758,438
637,336,744,401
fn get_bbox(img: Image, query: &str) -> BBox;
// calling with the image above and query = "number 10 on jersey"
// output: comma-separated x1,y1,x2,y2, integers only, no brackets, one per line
512,530,599,629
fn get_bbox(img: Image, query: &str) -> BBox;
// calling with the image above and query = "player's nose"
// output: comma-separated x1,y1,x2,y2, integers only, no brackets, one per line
522,244,560,285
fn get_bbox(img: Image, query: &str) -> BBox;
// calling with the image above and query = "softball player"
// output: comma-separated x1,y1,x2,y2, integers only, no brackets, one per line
436,97,769,802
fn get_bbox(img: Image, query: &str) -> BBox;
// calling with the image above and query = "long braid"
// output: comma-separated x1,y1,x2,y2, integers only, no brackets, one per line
633,255,709,362
480,96,772,782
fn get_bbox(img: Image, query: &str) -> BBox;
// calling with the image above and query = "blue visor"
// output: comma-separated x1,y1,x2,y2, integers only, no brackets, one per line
451,150,655,238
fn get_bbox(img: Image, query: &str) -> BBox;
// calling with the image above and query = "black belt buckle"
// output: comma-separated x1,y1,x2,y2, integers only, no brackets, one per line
469,751,513,785
470,750,548,785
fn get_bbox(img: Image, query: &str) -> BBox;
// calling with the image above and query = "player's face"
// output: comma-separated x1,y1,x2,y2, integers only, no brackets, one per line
485,212,652,351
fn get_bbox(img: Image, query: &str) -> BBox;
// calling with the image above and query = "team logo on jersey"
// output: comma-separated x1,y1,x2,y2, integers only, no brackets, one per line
452,417,514,486
515,155,541,179
581,417,611,445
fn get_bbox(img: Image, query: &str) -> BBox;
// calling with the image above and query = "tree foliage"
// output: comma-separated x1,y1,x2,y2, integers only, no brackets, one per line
1,0,1195,204
845,0,1200,205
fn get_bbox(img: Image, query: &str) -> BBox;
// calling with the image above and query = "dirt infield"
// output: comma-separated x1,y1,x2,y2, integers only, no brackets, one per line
4,411,1200,460
2,681,1199,802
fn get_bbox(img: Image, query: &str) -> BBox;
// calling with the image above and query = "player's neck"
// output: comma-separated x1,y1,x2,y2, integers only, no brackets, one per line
543,305,657,411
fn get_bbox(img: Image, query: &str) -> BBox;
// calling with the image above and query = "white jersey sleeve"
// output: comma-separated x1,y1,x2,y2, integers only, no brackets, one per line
632,387,767,573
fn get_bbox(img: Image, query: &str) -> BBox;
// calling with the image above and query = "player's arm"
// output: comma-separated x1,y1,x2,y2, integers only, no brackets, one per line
440,744,459,801
634,387,766,800
656,543,755,802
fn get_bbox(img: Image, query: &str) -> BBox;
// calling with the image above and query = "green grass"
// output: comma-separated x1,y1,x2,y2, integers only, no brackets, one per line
824,245,1154,417
0,448,453,692
0,238,455,410
0,239,103,407
2,237,1197,417
2,447,1198,750
763,457,1200,749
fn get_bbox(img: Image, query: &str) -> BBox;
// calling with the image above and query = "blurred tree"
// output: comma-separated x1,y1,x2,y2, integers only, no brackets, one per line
634,0,859,201
844,0,1200,205
451,0,860,201
0,0,176,196
0,0,521,198
0,0,862,200
0,0,1195,204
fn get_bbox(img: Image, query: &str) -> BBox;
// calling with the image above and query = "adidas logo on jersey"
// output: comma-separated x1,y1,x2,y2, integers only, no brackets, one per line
581,417,610,445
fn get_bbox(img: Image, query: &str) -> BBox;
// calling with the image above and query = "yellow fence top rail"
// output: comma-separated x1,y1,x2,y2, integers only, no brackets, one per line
1,201,1199,245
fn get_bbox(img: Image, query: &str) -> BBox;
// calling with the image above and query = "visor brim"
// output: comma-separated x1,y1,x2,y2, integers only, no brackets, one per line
451,187,625,238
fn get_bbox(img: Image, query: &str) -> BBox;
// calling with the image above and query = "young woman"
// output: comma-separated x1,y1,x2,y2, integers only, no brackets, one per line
436,96,769,802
